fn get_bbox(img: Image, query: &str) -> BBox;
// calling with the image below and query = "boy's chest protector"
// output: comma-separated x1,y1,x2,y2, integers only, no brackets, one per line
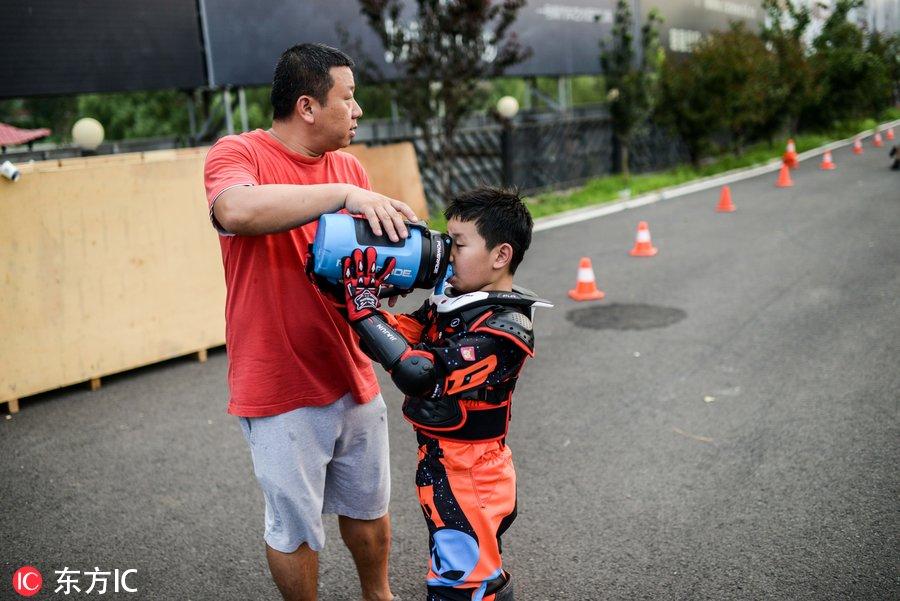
403,291,537,443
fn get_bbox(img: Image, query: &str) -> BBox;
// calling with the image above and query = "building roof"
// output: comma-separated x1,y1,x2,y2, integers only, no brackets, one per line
0,123,51,147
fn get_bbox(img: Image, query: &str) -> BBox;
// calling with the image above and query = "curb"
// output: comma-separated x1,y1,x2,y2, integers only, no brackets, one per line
533,118,900,233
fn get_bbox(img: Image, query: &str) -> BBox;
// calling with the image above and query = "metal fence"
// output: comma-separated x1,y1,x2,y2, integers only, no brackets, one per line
362,108,692,208
508,113,615,193
413,127,503,202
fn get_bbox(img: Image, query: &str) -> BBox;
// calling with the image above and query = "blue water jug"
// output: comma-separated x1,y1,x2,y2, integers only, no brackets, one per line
311,213,452,292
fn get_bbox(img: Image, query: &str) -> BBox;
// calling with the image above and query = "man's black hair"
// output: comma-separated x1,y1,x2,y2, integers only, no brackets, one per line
271,43,354,120
444,187,533,275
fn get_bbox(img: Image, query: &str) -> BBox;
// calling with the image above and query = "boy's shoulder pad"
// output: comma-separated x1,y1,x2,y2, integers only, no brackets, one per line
475,306,535,356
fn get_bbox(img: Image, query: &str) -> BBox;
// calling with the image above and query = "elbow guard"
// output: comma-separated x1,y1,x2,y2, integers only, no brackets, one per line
391,350,437,397
354,314,410,368
353,314,437,396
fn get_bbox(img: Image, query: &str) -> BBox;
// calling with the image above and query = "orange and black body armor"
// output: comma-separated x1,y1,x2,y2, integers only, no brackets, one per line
351,287,551,600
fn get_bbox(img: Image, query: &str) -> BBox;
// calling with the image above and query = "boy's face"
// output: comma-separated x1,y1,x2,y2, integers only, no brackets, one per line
446,217,511,293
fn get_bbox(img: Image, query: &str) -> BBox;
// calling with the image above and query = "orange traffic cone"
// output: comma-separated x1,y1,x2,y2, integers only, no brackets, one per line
629,221,658,257
887,127,895,141
776,164,794,188
716,185,736,212
853,138,863,155
567,257,605,301
783,139,799,169
820,150,836,170
873,132,884,147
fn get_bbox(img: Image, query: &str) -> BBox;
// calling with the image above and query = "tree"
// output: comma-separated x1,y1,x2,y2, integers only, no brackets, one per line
805,0,892,125
77,90,192,140
357,0,530,206
657,53,723,166
760,0,820,135
864,31,899,109
600,0,663,178
695,24,785,152
658,24,783,163
1,91,195,143
0,96,77,143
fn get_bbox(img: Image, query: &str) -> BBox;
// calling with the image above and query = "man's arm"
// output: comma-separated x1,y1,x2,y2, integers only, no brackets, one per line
214,183,418,240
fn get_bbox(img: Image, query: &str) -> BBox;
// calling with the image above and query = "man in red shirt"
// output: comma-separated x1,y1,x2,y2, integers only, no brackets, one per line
204,43,418,601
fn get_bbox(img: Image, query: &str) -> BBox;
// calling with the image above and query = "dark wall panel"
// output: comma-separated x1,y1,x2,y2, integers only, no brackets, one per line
0,1,206,98
507,1,619,77
198,0,385,87
199,0,623,87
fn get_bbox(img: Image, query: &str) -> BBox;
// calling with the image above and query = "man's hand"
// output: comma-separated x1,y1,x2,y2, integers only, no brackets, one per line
342,247,397,322
344,187,418,242
386,290,408,308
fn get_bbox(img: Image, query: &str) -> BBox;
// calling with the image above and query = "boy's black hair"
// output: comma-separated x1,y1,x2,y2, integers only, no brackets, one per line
444,187,533,275
271,44,354,120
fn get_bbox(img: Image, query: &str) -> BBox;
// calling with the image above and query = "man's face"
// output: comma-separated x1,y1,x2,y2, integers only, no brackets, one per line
447,218,497,294
315,66,362,150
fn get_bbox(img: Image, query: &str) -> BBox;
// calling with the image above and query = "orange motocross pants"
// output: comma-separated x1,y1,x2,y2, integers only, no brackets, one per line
415,434,517,601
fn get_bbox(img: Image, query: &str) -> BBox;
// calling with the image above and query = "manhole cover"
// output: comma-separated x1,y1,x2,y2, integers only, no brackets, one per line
566,303,686,331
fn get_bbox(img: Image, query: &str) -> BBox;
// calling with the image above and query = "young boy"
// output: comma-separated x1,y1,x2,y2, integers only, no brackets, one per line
338,188,550,601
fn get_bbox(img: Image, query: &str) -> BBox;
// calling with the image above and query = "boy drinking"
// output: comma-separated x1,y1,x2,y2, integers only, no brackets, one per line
338,188,550,601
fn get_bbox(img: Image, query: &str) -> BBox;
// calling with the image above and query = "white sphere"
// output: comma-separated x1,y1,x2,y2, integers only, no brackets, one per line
72,117,105,150
496,96,520,120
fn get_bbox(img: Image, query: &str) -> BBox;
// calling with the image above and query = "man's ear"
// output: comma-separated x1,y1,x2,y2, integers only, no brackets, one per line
296,95,316,124
493,243,514,271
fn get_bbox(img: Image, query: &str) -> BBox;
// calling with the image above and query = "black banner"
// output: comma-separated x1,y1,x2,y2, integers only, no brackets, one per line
198,0,623,86
0,0,206,99
20,1,891,98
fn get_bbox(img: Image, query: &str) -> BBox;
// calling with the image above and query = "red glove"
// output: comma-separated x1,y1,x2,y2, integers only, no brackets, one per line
341,247,396,322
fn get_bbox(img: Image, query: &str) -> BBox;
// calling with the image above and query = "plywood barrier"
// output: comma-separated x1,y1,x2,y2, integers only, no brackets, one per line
343,142,429,219
0,141,427,407
1,149,225,407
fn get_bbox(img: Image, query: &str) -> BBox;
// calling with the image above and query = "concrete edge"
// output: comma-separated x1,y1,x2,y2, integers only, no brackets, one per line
533,118,900,233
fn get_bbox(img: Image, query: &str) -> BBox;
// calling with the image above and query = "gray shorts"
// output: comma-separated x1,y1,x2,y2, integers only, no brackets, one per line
238,392,390,553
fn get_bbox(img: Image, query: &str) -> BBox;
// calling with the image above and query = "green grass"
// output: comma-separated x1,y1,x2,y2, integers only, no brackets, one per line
422,111,899,229
525,114,897,221
426,213,448,233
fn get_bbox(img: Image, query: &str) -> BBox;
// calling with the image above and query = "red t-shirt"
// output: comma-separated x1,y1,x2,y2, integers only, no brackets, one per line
204,129,380,417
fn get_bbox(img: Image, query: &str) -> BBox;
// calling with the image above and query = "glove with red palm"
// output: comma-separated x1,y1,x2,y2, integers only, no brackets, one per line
341,247,397,322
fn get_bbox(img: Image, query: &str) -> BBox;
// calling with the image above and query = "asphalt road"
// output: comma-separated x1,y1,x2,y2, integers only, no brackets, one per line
2,141,898,600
